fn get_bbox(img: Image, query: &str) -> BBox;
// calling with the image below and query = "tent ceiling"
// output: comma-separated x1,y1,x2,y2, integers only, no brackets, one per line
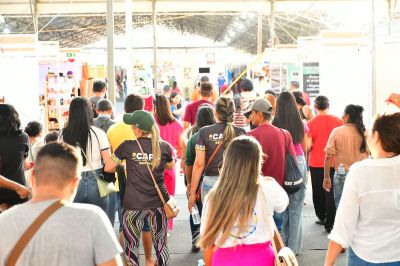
0,0,393,54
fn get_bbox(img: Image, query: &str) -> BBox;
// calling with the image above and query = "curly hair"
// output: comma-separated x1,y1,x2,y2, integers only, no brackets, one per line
0,104,22,136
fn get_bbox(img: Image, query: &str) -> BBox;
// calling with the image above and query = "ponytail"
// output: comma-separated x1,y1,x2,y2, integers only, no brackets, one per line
145,124,161,170
216,97,236,147
345,105,367,153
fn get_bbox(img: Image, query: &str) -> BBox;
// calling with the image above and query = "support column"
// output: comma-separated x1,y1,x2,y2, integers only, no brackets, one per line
371,0,377,116
125,0,134,94
106,0,115,104
269,0,276,48
257,12,263,54
152,0,158,93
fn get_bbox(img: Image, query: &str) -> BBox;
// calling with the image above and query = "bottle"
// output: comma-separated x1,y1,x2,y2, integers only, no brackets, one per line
337,163,346,177
191,205,201,225
197,259,205,266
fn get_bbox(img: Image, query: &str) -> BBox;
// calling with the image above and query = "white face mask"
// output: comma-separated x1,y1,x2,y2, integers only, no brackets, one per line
98,113,111,119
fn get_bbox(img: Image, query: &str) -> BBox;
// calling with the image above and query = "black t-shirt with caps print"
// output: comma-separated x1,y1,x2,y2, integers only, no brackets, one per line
196,123,246,176
114,138,173,210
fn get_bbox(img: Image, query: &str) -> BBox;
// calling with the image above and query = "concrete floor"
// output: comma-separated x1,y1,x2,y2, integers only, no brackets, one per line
116,172,347,266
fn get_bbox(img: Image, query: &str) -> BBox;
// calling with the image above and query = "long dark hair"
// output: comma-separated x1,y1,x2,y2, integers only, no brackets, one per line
272,91,305,144
62,97,94,165
0,104,22,136
154,94,175,126
344,104,367,153
191,104,215,134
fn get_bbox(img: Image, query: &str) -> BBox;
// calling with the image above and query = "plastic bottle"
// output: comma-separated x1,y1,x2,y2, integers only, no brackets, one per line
197,259,205,266
191,205,201,225
337,163,346,177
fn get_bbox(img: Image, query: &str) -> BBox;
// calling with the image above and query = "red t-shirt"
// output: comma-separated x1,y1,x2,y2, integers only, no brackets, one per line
144,95,153,112
183,99,213,125
307,115,343,167
247,124,296,186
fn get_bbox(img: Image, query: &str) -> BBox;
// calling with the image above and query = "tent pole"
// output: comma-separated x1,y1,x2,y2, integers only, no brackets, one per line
152,0,158,93
125,0,134,94
106,0,115,104
257,12,263,54
269,0,276,47
371,0,377,116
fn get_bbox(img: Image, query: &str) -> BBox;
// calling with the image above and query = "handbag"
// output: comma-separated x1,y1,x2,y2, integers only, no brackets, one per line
6,200,65,266
135,139,179,219
197,141,224,203
80,147,116,198
259,185,298,266
280,129,303,194
272,224,298,266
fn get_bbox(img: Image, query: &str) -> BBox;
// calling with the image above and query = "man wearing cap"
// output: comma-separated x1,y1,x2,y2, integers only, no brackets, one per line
246,98,296,187
105,110,174,266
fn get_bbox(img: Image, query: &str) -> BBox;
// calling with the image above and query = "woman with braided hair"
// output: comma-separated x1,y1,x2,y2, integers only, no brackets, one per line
188,97,246,211
323,104,369,208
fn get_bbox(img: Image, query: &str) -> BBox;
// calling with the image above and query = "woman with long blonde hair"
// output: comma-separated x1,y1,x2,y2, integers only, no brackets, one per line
198,136,289,266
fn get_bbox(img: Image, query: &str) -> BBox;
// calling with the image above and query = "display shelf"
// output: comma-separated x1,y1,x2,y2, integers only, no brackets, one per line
43,73,77,132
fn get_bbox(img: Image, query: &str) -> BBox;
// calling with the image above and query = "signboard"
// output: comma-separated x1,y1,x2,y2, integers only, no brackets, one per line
303,62,319,97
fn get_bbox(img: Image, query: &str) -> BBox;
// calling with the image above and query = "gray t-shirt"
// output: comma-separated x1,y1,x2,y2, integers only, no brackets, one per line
0,200,122,266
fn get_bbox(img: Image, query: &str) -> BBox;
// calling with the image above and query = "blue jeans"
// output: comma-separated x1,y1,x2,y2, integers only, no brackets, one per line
107,192,123,231
74,169,109,213
348,247,400,266
281,155,307,255
333,171,348,208
201,175,218,201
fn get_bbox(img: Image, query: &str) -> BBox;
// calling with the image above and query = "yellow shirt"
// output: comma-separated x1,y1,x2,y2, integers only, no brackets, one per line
107,121,136,151
107,121,137,191
190,87,219,103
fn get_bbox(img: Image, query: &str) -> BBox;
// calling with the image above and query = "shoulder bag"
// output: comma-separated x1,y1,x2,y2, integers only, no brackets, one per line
259,185,298,266
280,129,303,194
80,146,116,198
6,200,65,266
135,139,179,219
197,141,223,203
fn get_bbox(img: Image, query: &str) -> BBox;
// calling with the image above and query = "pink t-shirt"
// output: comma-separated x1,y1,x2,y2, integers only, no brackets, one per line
156,119,183,151
294,123,309,156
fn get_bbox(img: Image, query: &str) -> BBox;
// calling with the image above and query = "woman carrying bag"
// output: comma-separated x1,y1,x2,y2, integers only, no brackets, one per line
105,110,175,266
198,136,289,266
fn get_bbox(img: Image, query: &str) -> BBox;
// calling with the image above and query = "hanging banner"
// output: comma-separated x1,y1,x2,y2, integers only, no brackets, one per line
303,62,319,97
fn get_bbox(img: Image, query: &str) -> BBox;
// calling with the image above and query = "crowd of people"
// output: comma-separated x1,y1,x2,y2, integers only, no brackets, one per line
0,78,400,266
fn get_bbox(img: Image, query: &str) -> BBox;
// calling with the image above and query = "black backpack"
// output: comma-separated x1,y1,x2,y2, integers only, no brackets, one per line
280,129,303,194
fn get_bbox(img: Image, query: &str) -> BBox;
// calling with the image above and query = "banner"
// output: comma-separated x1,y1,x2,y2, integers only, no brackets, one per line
303,62,319,97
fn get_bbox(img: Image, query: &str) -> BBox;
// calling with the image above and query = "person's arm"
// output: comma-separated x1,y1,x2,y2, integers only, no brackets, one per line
97,256,122,266
323,131,337,192
0,175,30,199
323,153,334,192
102,149,118,172
325,168,360,265
188,149,206,211
165,160,175,170
386,93,400,108
324,241,343,266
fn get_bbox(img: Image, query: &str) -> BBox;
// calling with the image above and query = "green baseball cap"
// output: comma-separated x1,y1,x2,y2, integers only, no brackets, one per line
123,110,155,132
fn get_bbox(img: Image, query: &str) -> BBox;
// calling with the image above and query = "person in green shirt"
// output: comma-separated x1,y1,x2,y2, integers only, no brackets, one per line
184,104,215,252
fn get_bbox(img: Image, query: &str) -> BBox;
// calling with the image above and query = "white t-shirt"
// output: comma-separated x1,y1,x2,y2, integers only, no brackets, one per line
328,155,400,263
200,176,289,248
0,200,122,266
83,126,110,171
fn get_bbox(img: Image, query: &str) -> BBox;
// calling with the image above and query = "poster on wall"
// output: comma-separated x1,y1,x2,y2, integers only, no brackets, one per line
287,63,301,87
270,64,281,93
303,62,319,97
